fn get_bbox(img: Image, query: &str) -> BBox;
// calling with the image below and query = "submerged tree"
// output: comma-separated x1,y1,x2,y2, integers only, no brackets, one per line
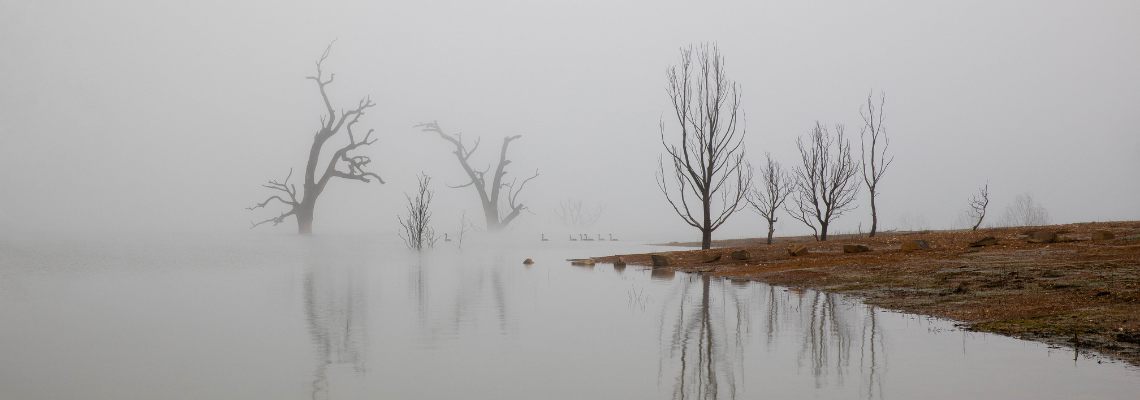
399,174,438,250
747,153,793,245
788,122,860,241
657,43,751,250
553,198,606,228
248,41,383,234
859,91,894,237
415,121,538,232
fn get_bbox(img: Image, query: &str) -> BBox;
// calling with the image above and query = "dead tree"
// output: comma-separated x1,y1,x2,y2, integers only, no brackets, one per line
657,43,751,250
747,153,793,245
859,91,893,238
788,122,860,241
248,41,383,234
967,183,989,230
553,198,606,228
399,174,437,250
414,121,538,232
1000,192,1051,227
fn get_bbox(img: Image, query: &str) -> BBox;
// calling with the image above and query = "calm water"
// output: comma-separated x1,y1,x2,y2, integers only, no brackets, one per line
1,232,1138,399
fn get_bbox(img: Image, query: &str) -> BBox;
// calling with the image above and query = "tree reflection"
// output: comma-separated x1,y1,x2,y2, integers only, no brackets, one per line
409,255,512,346
658,274,886,399
304,253,368,400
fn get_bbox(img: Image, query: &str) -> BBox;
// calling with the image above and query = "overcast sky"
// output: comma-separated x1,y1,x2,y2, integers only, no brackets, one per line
1,0,1137,241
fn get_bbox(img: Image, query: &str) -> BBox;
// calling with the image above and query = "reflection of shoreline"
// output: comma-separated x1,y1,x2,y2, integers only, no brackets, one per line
305,255,368,400
658,275,885,399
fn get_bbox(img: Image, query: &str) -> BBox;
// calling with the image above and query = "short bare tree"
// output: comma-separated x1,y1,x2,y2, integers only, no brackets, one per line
1000,192,1051,227
248,41,383,234
415,121,538,232
747,153,792,245
859,91,894,237
967,183,990,230
399,174,437,250
553,198,606,228
456,210,473,249
788,122,860,241
657,43,751,250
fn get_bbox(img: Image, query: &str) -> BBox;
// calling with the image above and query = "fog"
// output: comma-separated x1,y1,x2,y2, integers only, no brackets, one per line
1,0,1138,242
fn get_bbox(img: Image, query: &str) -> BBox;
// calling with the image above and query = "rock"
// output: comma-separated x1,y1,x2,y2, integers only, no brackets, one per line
900,240,931,252
843,244,871,253
651,253,675,267
701,252,722,263
788,244,809,256
1092,230,1115,241
1026,231,1056,244
696,266,716,273
570,258,595,266
968,237,998,247
523,258,534,265
613,256,627,268
730,250,751,260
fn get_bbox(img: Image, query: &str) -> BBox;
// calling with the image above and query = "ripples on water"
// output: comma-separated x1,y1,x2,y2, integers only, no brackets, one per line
1,232,1138,399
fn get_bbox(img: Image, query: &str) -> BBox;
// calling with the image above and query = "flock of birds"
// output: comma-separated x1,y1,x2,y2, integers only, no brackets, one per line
540,234,618,242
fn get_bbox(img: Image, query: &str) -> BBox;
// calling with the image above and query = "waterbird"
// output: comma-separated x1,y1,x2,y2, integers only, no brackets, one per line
541,234,549,241
598,234,604,241
609,234,618,241
444,233,451,242
570,235,577,241
583,234,594,241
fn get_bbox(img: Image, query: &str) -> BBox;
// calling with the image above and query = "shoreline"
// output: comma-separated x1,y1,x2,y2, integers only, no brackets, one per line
593,221,1140,366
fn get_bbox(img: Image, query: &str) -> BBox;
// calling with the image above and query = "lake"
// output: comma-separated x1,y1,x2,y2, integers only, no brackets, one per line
1,232,1138,399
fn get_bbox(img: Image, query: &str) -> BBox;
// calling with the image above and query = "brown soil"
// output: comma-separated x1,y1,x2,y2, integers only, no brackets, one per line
594,222,1140,366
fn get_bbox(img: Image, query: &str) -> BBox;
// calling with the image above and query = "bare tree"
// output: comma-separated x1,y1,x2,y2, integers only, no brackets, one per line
248,41,383,234
788,122,860,241
967,183,990,230
859,91,894,237
456,210,473,249
415,121,538,232
399,174,437,250
999,192,1051,227
553,198,606,228
657,43,751,250
747,153,793,244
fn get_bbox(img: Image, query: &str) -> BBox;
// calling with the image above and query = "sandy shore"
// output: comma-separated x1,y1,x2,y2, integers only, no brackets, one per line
593,221,1140,366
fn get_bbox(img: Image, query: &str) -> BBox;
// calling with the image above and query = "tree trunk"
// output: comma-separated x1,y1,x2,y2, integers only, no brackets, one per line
296,203,314,235
766,220,776,245
819,221,829,241
702,193,713,250
868,192,878,237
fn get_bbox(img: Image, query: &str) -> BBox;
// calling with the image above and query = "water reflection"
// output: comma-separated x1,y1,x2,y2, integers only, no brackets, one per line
304,249,368,400
658,274,886,399
409,254,513,346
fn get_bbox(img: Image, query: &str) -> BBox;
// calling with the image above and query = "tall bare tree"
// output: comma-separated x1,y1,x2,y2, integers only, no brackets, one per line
657,43,751,250
248,41,383,234
788,122,860,241
399,174,437,250
553,198,606,228
859,91,894,237
747,153,793,245
415,121,538,232
967,183,990,230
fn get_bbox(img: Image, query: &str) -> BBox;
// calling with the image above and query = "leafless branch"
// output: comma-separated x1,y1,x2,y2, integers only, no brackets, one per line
967,183,990,230
859,90,894,237
788,122,860,241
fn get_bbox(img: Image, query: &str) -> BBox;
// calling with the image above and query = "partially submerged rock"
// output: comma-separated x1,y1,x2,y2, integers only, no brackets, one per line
613,256,627,268
730,250,751,260
651,253,675,267
788,244,809,257
1026,231,1057,244
900,240,931,252
1092,230,1115,241
969,237,998,247
570,258,595,266
843,244,871,253
523,258,534,265
701,252,722,263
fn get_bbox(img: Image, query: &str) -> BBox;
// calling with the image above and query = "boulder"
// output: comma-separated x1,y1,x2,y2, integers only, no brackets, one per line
523,258,534,265
613,256,627,268
701,252,722,263
843,244,871,253
730,250,751,260
969,237,998,247
651,253,675,267
900,240,931,252
696,266,716,273
1026,231,1056,244
788,244,809,256
1092,230,1115,241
